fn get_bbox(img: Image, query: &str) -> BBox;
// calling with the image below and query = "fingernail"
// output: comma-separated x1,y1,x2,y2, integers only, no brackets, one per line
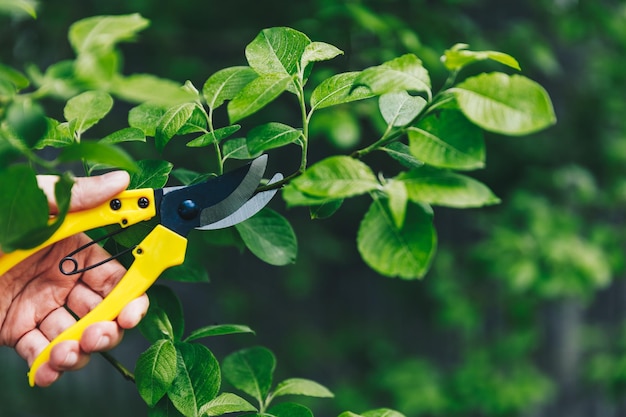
103,171,129,185
63,351,78,367
94,335,110,351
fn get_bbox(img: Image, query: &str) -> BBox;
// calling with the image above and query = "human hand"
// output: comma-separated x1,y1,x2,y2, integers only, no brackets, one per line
0,171,149,386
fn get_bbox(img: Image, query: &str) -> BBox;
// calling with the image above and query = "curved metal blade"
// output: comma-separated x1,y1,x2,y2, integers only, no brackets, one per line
197,172,283,230
158,155,267,236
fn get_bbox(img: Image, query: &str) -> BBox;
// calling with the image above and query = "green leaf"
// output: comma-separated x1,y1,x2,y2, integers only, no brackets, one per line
64,91,113,137
301,41,344,70
355,54,431,99
129,159,173,189
228,73,292,123
139,285,185,343
160,262,210,283
0,165,50,252
235,208,297,266
99,127,146,144
27,60,81,99
136,339,177,407
222,346,276,404
198,393,257,416
452,72,556,135
0,63,29,89
112,74,197,106
267,403,314,417
155,103,196,152
357,200,437,279
310,199,343,219
245,27,311,76
246,122,301,155
282,184,341,208
74,49,120,85
129,102,167,136
222,138,262,161
58,142,138,172
69,13,150,54
442,43,521,71
184,324,254,343
291,156,380,199
177,106,208,135
168,342,221,417
379,91,427,127
398,167,501,208
362,409,407,417
310,71,375,110
407,110,485,170
203,66,258,110
148,397,186,417
380,142,423,169
34,118,74,149
273,378,334,398
5,100,48,148
0,0,37,18
383,179,408,228
186,125,241,148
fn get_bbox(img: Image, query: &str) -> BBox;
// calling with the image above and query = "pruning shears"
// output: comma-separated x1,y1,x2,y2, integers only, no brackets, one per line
0,155,281,386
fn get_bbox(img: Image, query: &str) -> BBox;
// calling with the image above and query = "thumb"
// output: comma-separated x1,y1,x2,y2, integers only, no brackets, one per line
39,171,130,214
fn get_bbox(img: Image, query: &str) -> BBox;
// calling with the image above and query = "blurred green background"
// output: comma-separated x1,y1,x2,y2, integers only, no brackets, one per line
3,0,626,416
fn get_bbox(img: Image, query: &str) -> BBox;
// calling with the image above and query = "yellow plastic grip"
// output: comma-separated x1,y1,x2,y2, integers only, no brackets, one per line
0,189,157,276
28,224,188,386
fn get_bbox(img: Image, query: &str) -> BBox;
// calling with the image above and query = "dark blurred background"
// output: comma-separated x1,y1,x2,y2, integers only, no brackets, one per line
3,0,626,416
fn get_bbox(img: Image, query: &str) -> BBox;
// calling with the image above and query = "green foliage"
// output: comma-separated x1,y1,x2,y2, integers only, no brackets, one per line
0,8,559,417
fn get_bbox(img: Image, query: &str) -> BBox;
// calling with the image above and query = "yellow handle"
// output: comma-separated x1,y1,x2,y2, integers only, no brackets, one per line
0,189,156,276
28,224,188,386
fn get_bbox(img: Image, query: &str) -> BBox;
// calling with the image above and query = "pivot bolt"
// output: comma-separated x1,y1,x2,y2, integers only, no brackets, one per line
178,199,199,220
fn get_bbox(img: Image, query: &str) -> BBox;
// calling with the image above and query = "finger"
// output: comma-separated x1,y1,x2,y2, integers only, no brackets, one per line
66,281,104,318
48,339,90,371
117,294,149,329
38,171,130,214
38,307,78,340
80,321,123,353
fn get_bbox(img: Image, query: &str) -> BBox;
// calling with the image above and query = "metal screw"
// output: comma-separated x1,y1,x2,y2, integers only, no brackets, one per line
110,199,122,210
178,199,199,220
138,197,150,208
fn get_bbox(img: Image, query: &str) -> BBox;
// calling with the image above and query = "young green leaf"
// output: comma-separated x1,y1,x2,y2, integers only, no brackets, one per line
186,125,241,148
407,110,485,170
246,122,302,155
0,63,29,90
379,91,427,127
357,200,437,279
155,102,196,152
203,66,258,110
222,346,276,405
0,165,50,252
177,106,208,135
112,74,197,106
5,100,48,147
362,409,407,417
267,403,314,417
235,208,297,266
383,179,408,228
99,127,146,144
139,285,185,343
68,13,149,54
355,54,432,99
380,142,423,169
198,393,257,416
272,378,334,398
398,167,501,208
451,72,556,136
74,49,120,85
168,342,221,417
135,339,177,407
300,41,344,71
129,102,168,136
58,142,138,172
64,90,113,137
310,71,375,110
222,137,262,161
245,27,311,76
291,156,380,199
309,199,344,219
148,397,186,417
228,73,292,123
184,324,255,343
442,43,521,71
282,183,341,207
